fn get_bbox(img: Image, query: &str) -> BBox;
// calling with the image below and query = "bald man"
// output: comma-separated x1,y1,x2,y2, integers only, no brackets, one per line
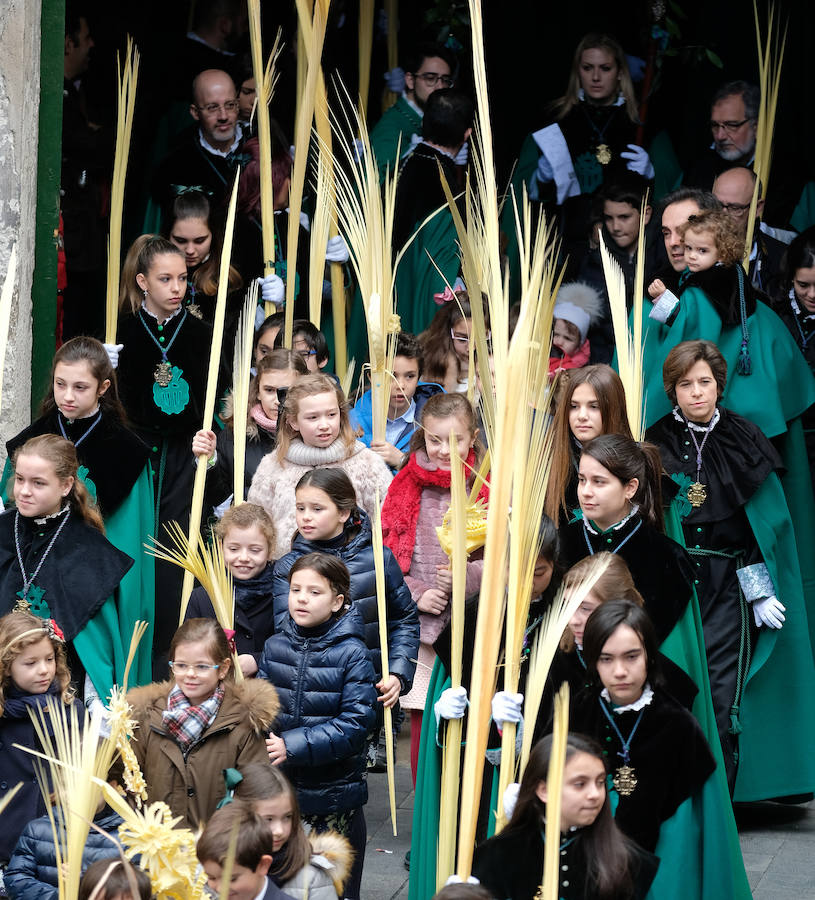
151,69,246,212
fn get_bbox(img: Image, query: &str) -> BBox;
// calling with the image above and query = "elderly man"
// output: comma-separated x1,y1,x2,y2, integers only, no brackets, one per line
369,42,457,183
151,69,245,212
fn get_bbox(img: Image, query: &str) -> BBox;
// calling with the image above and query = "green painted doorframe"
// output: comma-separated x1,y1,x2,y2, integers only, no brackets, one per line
31,0,65,415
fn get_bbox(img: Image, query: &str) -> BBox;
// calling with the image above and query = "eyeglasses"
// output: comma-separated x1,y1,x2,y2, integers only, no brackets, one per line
709,118,751,134
719,201,751,214
169,661,221,675
450,329,470,345
413,72,455,88
297,349,317,359
195,99,240,116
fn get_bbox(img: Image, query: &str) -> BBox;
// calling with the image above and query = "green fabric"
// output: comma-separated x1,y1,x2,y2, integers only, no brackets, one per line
790,180,815,233
104,465,156,687
370,96,422,183
409,659,448,900
73,593,126,703
644,773,751,900
648,129,684,203
394,209,461,337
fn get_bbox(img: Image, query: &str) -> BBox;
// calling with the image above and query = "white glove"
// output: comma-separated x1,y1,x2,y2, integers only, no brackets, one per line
435,685,468,721
491,690,523,726
620,143,655,179
752,595,786,629
502,782,520,821
257,274,284,308
454,140,469,166
445,875,481,886
384,66,405,93
103,342,123,369
325,235,350,264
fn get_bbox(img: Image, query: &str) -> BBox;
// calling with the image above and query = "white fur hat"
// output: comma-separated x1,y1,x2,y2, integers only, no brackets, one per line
553,282,604,344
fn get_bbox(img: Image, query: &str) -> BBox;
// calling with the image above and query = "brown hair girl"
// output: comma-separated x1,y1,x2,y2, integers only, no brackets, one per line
168,618,235,682
275,374,357,463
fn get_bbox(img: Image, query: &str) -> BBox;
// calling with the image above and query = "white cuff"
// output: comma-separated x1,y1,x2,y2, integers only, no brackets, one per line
648,289,680,324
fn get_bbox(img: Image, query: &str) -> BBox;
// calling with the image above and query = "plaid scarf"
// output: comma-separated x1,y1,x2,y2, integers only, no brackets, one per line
162,681,225,754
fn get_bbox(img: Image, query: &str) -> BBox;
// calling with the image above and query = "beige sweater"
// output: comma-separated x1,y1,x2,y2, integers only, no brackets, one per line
247,437,393,558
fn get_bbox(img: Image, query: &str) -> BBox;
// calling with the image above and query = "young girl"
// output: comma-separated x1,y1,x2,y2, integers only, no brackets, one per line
233,762,353,899
0,611,78,869
420,290,488,393
473,733,655,900
247,374,393,559
0,436,133,704
272,468,418,719
115,234,220,666
258,553,376,900
571,601,751,898
186,503,278,677
163,187,244,324
254,313,286,367
192,350,308,511
78,861,152,900
545,365,632,525
549,283,604,376
126,618,279,829
3,337,154,686
380,392,489,783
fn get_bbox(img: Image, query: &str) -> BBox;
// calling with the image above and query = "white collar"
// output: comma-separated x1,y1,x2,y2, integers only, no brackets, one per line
578,88,626,107
140,299,184,326
249,879,268,900
402,92,423,117
583,504,639,535
33,505,70,526
389,398,416,425
672,405,721,433
418,140,458,161
601,684,654,713
198,122,243,158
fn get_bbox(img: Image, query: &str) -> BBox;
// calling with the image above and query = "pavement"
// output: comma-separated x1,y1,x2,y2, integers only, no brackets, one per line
361,725,815,900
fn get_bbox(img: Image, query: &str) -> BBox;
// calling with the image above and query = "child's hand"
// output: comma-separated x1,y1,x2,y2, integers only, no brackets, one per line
370,439,403,469
192,429,217,459
418,588,449,615
435,565,453,593
238,654,258,677
647,279,666,301
376,674,402,708
266,733,287,765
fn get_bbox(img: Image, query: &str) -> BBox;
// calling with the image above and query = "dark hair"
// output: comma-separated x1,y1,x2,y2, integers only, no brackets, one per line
782,226,815,297
197,801,272,870
169,618,235,681
79,860,152,900
64,2,87,46
420,291,489,386
274,319,330,364
234,764,313,884
711,80,760,121
404,41,457,78
597,171,652,212
255,313,286,354
662,340,727,405
294,468,361,546
394,332,424,373
407,392,485,465
163,189,242,296
581,599,661,688
289,552,350,612
433,886,497,900
580,434,664,530
505,733,634,899
422,89,474,148
546,365,633,521
659,187,722,217
41,337,127,424
119,235,186,315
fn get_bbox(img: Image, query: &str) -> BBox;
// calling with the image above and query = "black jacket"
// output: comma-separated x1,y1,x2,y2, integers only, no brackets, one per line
272,512,419,692
258,609,377,815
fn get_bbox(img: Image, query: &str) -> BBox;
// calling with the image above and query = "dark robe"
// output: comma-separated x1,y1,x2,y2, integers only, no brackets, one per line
559,515,693,644
570,686,716,853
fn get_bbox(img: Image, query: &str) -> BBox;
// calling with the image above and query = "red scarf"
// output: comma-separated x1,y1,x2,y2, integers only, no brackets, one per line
381,449,490,573
548,338,591,376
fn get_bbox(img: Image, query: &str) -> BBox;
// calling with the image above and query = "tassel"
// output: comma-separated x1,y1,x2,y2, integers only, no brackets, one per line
729,706,743,735
735,265,752,376
736,339,752,376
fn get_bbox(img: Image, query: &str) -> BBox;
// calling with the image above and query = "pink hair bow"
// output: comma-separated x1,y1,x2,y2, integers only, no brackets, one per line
433,285,457,306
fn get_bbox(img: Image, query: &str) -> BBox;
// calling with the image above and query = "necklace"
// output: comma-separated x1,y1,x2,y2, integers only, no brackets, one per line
13,509,71,617
598,697,646,796
58,409,102,447
579,104,620,164
673,406,720,508
582,516,642,557
185,283,203,320
138,309,191,415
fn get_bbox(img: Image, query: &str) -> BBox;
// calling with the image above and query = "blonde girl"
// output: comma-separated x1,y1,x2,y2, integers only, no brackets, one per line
248,374,393,559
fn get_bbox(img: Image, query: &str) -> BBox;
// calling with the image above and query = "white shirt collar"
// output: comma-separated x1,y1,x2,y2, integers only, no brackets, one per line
402,91,423,117
601,683,654,713
390,398,416,426
198,122,243,158
141,299,184,325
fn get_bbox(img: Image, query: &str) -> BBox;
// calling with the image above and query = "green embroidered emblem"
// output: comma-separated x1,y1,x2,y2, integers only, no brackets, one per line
573,150,603,193
670,472,694,520
152,365,190,415
16,584,51,618
77,465,97,501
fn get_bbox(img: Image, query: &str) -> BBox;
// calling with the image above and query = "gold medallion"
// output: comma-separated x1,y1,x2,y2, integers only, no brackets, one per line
596,143,612,165
613,765,638,796
186,303,203,319
687,481,707,508
154,360,173,387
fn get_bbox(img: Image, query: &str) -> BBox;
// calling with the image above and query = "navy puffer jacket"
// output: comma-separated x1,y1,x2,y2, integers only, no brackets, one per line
5,807,123,900
272,510,419,692
258,608,376,815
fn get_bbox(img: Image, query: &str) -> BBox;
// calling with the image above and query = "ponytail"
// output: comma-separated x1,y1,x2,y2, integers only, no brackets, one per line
119,234,185,315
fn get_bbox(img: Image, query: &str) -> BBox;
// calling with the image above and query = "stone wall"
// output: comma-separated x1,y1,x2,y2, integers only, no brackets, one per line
0,0,40,465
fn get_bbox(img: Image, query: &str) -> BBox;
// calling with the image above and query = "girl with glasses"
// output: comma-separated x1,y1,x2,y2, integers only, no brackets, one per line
420,290,489,394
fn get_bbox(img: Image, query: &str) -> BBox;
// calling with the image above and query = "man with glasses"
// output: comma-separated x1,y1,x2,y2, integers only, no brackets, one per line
152,69,246,211
370,42,457,183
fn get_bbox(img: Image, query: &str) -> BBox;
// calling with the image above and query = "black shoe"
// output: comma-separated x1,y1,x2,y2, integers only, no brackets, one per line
404,850,411,871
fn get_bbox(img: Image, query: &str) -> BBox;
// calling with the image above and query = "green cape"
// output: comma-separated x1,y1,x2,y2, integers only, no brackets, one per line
370,96,423,184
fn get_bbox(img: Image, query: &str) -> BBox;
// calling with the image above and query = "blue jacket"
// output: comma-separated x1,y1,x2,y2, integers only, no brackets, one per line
5,807,123,900
258,609,376,815
272,512,419,692
350,381,444,465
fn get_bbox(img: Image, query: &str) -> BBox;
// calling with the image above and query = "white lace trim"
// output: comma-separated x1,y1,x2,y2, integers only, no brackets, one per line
601,683,654,713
